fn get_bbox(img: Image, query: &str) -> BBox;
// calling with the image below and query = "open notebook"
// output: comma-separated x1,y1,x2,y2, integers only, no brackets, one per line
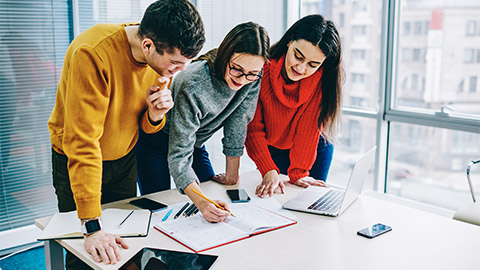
38,208,152,240
154,202,296,253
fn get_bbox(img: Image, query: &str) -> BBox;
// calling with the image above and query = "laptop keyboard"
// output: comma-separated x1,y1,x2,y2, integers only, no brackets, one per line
307,190,344,213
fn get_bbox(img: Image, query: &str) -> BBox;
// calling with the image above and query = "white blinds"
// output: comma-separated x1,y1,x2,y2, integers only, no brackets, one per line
0,0,71,231
77,0,151,34
197,0,285,52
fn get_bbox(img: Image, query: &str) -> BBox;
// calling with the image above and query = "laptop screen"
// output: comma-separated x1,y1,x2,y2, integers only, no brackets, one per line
119,247,218,270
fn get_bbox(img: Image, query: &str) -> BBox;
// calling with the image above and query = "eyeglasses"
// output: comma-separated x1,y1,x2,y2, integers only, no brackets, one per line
228,62,263,81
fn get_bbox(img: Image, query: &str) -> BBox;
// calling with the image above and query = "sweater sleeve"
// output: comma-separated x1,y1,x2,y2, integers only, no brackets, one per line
287,90,323,183
222,81,260,157
245,97,280,176
167,80,202,193
62,47,108,219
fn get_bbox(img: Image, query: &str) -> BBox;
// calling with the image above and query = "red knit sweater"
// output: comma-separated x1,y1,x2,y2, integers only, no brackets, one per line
245,55,323,183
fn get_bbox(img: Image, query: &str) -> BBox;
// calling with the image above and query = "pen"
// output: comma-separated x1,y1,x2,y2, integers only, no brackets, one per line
191,188,235,217
118,210,134,228
162,208,173,222
183,204,196,217
192,207,199,215
174,202,190,219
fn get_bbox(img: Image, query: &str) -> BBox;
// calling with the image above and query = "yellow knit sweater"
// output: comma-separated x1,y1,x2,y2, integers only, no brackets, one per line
48,23,166,219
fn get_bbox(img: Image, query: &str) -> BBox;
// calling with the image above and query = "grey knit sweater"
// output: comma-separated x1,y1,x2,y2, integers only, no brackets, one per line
163,60,260,192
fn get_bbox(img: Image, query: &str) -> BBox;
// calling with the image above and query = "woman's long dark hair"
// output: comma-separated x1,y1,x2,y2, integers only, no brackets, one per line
270,14,343,139
214,22,270,80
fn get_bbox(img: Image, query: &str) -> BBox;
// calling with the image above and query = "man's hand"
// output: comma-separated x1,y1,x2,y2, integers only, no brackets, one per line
255,170,285,198
293,176,328,188
146,78,174,123
84,230,129,265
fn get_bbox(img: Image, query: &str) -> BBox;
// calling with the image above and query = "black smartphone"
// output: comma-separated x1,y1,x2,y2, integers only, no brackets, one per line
357,223,392,239
129,198,167,212
226,189,251,203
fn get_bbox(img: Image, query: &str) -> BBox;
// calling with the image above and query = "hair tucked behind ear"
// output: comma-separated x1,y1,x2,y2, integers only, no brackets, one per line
213,21,270,81
270,15,343,140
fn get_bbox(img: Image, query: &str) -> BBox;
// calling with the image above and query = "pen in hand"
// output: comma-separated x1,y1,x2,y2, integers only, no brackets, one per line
118,210,134,229
191,188,235,217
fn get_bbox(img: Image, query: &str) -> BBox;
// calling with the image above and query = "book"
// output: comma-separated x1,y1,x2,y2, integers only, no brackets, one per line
37,208,152,240
154,202,296,253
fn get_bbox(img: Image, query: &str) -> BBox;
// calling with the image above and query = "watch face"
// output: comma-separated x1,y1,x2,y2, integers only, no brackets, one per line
85,219,101,234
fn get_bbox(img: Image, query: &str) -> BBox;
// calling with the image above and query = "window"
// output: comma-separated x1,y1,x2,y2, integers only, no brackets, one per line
477,49,480,63
391,1,480,209
458,80,464,92
412,48,421,62
464,49,474,63
387,123,480,211
466,20,476,36
414,21,422,35
470,76,477,92
411,74,419,90
0,0,71,233
404,21,411,35
339,13,345,28
353,25,367,35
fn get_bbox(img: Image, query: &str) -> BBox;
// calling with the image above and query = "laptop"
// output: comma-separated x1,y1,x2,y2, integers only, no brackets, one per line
282,146,376,217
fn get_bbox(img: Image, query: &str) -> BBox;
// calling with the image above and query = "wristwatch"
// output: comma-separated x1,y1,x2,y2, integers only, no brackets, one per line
81,219,102,236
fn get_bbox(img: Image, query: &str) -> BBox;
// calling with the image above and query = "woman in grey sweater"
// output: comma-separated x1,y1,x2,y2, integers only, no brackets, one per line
137,22,270,222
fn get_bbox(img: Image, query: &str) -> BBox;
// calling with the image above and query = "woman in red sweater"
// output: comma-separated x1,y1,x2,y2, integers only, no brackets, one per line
245,14,343,197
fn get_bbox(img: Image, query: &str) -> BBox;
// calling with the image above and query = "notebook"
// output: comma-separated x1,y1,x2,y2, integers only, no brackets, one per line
282,146,376,217
154,202,297,253
37,208,152,240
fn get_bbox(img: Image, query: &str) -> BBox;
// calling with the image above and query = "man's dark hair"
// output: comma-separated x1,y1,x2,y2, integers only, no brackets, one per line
138,0,205,58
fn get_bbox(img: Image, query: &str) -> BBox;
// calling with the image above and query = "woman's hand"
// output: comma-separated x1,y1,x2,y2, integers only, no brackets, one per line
255,170,285,198
197,199,230,223
293,176,328,188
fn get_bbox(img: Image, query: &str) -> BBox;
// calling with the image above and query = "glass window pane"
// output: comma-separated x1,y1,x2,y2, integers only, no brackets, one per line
387,122,480,211
329,115,377,190
302,0,382,111
395,1,480,117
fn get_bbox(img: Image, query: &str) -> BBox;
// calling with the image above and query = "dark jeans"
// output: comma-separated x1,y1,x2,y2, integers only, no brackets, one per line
268,136,334,182
52,148,137,270
136,130,215,195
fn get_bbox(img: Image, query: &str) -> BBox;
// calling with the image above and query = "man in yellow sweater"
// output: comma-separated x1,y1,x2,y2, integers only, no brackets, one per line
47,0,205,268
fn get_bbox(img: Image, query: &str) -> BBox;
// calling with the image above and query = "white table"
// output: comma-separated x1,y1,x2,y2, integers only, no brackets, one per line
36,170,480,270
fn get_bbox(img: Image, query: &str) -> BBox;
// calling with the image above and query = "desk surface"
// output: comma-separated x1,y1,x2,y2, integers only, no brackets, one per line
36,170,480,270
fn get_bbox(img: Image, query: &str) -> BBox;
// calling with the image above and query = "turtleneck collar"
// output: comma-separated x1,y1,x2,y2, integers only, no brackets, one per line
266,55,323,108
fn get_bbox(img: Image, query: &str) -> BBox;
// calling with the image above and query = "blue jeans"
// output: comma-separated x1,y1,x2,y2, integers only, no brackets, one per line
136,129,215,195
268,136,334,182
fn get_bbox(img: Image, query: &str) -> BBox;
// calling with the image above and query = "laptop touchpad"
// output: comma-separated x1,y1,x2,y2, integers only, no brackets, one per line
297,190,325,202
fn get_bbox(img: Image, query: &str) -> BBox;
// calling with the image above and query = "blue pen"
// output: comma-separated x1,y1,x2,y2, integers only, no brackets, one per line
162,208,173,222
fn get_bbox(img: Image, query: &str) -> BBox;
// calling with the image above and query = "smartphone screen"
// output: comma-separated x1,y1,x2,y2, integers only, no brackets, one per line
129,198,167,212
226,189,251,203
357,223,392,238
